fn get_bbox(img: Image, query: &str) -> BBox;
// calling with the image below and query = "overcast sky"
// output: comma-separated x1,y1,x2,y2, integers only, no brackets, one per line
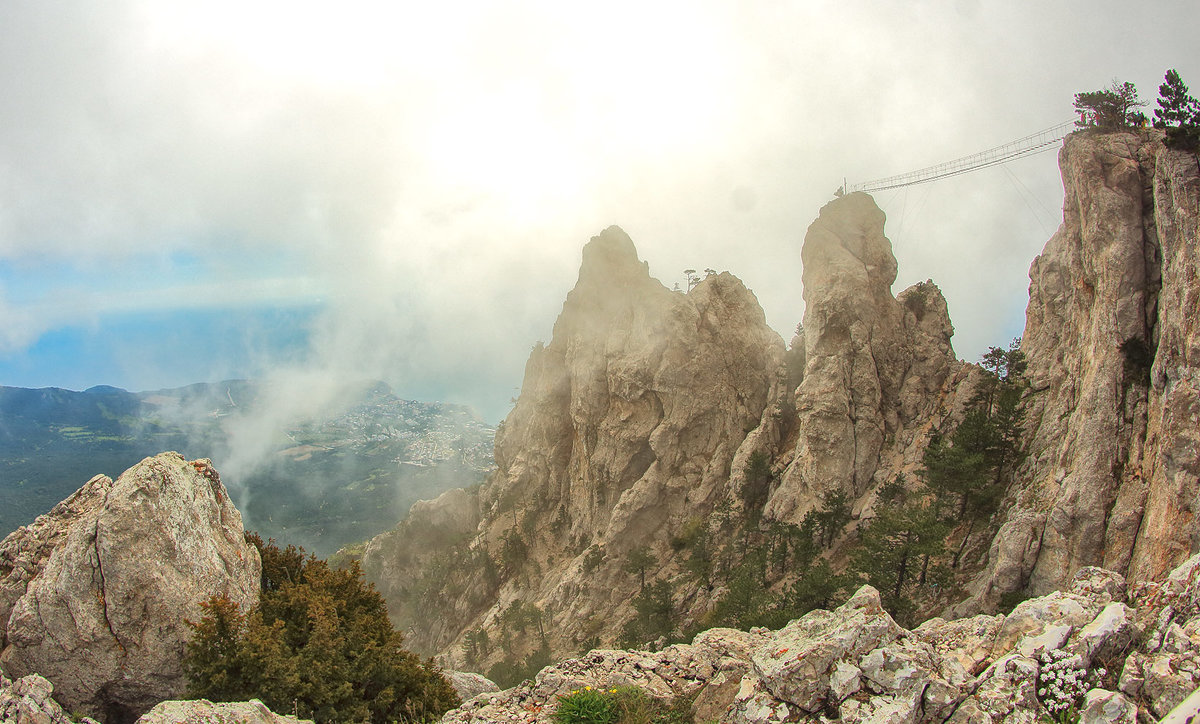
1,0,1197,423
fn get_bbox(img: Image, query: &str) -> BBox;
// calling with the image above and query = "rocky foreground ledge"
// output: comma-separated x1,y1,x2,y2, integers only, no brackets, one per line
445,557,1200,724
0,669,311,724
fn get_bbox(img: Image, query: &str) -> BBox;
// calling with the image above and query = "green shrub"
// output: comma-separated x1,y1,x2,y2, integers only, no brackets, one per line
582,545,606,573
554,687,621,724
553,686,695,724
184,534,459,723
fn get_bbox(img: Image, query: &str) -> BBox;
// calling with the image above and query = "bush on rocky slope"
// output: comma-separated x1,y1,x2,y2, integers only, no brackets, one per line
184,534,459,723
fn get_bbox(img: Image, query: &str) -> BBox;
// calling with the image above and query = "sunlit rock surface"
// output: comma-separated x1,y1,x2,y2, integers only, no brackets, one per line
769,191,968,523
0,453,261,722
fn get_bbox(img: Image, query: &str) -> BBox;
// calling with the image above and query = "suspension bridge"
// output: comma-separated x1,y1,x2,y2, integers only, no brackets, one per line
846,120,1076,193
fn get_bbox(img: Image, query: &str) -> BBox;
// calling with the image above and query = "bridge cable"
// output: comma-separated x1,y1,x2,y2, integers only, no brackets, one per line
848,120,1075,193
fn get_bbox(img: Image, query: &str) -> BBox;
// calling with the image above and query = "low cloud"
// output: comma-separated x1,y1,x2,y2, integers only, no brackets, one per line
1,0,1197,463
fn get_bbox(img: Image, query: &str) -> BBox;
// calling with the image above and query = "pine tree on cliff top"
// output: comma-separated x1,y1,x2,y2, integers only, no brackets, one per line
1154,69,1200,150
1074,80,1146,129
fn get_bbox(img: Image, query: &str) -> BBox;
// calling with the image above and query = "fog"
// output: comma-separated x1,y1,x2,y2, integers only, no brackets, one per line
1,0,1197,444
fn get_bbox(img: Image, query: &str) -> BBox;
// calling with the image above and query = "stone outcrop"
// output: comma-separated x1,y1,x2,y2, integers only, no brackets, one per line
768,192,968,521
965,130,1200,607
0,669,310,724
445,671,501,702
0,453,262,722
0,670,101,724
442,557,1200,723
135,699,312,724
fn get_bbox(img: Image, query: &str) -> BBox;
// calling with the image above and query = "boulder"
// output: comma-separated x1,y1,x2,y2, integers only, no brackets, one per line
748,585,903,711
0,670,100,724
135,699,311,724
1079,689,1137,724
444,671,500,703
0,454,261,722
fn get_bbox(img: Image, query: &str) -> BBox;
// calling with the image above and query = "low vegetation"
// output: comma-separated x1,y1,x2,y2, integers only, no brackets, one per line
184,533,459,723
553,686,700,724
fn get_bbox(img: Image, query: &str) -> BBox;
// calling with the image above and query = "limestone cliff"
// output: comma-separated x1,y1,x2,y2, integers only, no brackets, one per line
363,216,972,667
0,453,262,722
963,130,1200,609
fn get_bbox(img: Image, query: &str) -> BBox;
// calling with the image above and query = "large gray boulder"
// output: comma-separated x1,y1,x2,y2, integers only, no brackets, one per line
135,699,311,724
0,453,262,722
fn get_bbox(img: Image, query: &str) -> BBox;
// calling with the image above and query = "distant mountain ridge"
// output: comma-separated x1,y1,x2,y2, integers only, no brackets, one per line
0,380,495,555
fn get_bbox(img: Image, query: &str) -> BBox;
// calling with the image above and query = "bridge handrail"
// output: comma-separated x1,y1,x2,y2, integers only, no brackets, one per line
848,120,1076,193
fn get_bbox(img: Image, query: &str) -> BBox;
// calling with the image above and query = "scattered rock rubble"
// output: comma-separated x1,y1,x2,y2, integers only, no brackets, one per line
442,556,1200,723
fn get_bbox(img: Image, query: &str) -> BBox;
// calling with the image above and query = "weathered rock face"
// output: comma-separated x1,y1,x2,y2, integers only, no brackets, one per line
768,192,966,522
0,453,262,723
490,226,786,549
441,557,1200,723
135,699,312,724
363,486,482,625
363,226,791,659
967,131,1200,607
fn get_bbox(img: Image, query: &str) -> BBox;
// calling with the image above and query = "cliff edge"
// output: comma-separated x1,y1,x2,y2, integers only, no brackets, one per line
962,130,1200,610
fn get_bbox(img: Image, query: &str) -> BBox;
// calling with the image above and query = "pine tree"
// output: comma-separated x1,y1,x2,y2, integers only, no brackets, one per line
619,579,675,647
1154,69,1200,150
849,480,949,625
622,546,655,591
1074,81,1146,129
741,451,773,519
183,594,250,702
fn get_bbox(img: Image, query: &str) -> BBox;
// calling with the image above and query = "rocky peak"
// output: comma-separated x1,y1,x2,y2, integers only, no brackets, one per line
0,453,261,723
800,192,898,305
576,225,649,287
364,228,789,661
768,192,962,522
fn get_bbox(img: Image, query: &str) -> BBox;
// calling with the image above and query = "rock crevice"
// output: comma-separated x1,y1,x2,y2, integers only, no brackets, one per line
0,453,262,722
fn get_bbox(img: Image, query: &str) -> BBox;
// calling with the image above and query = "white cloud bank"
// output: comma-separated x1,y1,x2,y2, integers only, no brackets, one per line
1,0,1197,422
